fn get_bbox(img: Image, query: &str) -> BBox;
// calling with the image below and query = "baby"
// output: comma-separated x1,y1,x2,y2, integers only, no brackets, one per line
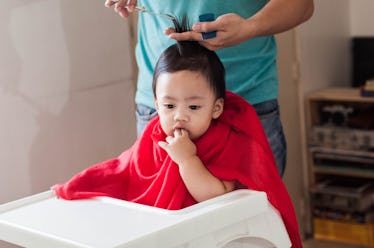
53,16,302,248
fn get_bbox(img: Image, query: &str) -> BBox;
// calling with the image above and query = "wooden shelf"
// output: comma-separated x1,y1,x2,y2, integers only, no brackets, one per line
313,166,374,179
307,87,374,103
304,87,374,245
309,146,374,158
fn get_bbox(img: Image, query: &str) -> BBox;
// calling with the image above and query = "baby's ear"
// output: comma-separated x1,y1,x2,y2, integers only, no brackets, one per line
212,98,224,119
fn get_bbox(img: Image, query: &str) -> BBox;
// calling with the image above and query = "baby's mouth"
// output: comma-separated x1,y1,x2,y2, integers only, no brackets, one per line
172,126,189,135
173,124,185,131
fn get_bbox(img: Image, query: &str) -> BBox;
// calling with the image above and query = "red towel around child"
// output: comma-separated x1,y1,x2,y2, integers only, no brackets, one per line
53,91,302,247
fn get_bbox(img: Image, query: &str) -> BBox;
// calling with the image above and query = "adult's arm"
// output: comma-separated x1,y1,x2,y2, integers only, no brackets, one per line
167,0,314,51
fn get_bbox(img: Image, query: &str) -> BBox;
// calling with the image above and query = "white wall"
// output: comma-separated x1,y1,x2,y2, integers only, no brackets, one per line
0,0,136,208
298,0,374,94
298,0,351,94
350,0,374,36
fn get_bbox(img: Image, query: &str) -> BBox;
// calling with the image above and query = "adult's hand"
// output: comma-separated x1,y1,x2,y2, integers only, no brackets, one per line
165,0,314,51
165,13,254,51
104,0,137,18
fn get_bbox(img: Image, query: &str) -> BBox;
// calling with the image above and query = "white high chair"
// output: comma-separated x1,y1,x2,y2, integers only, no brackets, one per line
0,189,291,248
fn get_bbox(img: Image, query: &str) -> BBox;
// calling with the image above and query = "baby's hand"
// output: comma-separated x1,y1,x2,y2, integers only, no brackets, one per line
158,129,197,165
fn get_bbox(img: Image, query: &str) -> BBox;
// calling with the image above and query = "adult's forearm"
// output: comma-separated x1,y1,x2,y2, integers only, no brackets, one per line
245,0,314,39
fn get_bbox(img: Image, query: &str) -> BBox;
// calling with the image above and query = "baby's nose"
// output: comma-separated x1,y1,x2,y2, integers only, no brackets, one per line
174,109,188,122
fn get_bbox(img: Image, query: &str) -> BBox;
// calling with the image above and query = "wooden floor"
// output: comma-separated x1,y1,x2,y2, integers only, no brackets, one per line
303,239,371,248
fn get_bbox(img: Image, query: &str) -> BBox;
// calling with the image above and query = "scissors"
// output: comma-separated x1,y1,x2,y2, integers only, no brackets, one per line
109,0,175,21
109,1,216,39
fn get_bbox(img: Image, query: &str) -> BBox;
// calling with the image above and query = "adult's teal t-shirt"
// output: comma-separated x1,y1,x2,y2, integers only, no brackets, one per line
135,0,278,108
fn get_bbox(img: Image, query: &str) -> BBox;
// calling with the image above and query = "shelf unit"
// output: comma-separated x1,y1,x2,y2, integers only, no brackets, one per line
305,87,374,246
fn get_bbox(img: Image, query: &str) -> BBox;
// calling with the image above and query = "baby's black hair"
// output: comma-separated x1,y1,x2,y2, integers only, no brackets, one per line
152,14,226,100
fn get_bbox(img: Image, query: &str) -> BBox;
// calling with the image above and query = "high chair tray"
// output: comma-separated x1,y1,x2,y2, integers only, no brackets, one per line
0,189,290,248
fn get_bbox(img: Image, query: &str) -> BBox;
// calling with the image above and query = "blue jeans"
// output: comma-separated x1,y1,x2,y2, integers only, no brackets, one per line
253,99,286,177
136,99,286,177
136,104,158,137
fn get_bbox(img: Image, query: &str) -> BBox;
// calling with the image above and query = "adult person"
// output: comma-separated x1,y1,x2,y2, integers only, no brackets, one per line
104,0,314,177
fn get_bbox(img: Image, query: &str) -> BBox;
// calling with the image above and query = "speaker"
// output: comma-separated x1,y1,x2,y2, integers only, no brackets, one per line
351,37,374,87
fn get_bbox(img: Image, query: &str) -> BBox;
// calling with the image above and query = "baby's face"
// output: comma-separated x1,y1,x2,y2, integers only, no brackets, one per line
155,70,223,140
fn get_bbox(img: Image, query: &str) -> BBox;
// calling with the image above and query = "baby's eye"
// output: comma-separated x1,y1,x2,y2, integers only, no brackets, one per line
164,104,174,109
189,105,200,110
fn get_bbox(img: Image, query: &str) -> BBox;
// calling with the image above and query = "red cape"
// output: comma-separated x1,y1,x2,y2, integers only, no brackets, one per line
53,91,302,247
